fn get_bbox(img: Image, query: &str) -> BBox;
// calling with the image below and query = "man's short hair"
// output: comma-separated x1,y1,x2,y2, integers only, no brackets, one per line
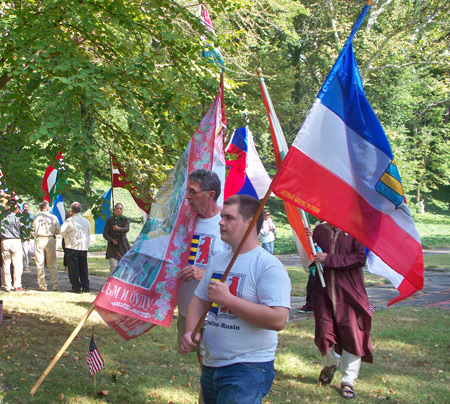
115,203,123,209
39,201,49,211
188,169,221,201
224,194,264,233
71,202,82,214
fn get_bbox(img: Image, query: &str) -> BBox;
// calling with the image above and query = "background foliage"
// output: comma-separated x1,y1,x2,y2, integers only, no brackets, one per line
1,0,449,210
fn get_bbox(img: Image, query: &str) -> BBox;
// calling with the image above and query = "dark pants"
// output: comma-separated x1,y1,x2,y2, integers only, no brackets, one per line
66,249,89,292
306,271,315,307
62,238,68,267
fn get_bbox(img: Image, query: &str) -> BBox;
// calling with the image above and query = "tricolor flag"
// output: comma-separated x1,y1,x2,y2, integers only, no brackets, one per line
86,335,105,376
258,73,314,270
83,188,112,234
94,83,226,340
224,127,271,200
42,151,63,206
51,194,65,226
271,2,424,305
111,157,151,222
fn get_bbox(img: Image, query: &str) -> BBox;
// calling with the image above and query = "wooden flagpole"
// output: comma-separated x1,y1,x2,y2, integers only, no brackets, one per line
109,153,115,212
191,187,271,338
30,305,95,395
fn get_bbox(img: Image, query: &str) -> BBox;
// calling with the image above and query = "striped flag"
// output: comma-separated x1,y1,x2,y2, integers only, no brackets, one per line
83,188,112,234
86,335,104,376
42,151,63,205
51,194,65,225
270,2,424,305
224,127,272,200
258,73,314,270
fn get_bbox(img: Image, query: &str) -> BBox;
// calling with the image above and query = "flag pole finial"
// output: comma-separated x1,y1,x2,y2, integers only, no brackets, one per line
367,0,372,6
256,68,263,77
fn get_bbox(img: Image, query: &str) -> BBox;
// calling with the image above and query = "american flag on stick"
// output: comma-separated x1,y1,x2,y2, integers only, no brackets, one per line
86,335,104,376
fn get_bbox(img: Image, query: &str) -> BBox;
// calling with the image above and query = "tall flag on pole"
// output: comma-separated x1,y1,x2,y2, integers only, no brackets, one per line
82,188,112,234
111,157,151,222
42,151,63,206
258,72,314,270
270,2,424,305
224,127,272,200
51,194,65,226
199,4,223,67
86,335,105,376
94,83,227,340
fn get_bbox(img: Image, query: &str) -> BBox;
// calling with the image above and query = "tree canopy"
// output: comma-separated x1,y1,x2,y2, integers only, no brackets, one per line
1,0,449,210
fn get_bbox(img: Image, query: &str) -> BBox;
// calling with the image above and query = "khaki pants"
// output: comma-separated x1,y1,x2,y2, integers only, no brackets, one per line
1,238,23,290
35,236,59,291
108,258,119,274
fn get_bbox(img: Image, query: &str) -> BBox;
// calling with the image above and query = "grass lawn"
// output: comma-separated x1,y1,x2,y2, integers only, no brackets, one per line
0,291,449,404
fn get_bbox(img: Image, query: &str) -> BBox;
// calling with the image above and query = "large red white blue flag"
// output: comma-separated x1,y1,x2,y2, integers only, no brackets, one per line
94,84,226,339
271,3,424,305
224,127,271,200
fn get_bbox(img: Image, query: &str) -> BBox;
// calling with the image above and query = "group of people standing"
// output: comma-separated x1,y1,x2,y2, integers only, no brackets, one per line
0,200,97,294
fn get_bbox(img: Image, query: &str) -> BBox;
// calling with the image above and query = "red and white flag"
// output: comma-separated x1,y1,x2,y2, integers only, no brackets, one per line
111,156,151,221
258,75,314,270
42,151,63,205
86,335,104,376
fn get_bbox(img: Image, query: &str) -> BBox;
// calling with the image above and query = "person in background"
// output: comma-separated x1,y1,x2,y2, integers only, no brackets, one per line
1,199,24,292
103,203,131,273
259,209,276,254
21,202,34,272
61,210,73,273
60,202,91,293
306,223,373,400
181,194,291,404
33,201,60,291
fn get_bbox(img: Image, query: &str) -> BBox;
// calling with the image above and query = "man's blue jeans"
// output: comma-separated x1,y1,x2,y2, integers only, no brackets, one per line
261,241,274,255
200,361,275,404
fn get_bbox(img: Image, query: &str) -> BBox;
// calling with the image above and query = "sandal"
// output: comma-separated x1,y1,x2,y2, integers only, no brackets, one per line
318,365,337,384
340,383,355,399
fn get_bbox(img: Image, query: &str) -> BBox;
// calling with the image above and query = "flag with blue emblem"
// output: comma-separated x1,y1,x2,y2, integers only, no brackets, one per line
271,2,424,305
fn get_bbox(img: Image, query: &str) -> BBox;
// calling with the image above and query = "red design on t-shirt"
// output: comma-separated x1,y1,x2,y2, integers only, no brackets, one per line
197,236,212,264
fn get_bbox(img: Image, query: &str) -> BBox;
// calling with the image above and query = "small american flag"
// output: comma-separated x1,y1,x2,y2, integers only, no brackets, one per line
86,335,104,376
368,303,376,316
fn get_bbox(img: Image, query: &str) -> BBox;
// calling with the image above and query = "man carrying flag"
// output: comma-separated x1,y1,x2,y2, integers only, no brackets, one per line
180,195,291,404
177,169,230,404
306,223,372,399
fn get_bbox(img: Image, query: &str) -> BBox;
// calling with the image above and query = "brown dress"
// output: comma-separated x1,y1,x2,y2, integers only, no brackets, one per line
103,216,131,261
312,223,373,363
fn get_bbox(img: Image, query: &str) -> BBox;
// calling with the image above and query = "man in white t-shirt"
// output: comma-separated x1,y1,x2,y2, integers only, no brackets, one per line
181,194,291,404
177,169,229,404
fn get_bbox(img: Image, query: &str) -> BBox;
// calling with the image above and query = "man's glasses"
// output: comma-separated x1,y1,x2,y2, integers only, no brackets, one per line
186,188,207,196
